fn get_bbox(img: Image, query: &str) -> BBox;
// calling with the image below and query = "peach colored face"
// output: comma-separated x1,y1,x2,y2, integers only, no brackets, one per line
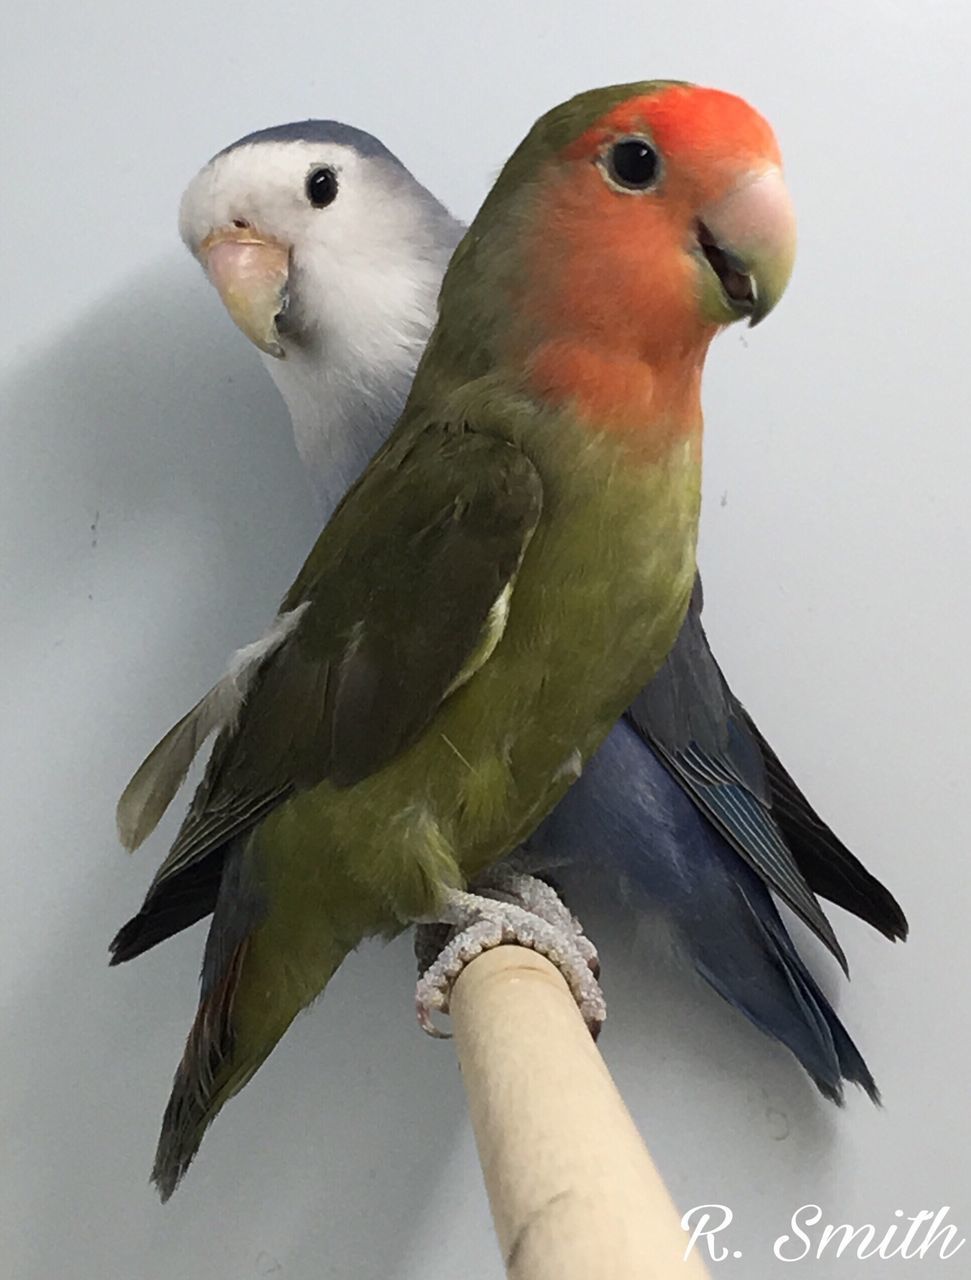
519,85,796,366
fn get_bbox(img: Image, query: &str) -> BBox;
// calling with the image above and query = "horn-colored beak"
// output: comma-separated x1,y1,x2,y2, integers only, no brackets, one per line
696,167,797,327
199,227,290,358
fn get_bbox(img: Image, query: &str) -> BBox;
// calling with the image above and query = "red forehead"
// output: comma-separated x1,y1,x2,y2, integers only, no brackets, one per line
566,84,781,169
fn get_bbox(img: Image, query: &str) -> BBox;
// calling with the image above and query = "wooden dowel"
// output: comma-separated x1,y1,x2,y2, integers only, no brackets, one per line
450,946,710,1280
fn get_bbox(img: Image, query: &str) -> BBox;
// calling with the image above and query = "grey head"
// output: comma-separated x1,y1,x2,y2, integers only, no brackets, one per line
179,118,465,504
214,119,403,164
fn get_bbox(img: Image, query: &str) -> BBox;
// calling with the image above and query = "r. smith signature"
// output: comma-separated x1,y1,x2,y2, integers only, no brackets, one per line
681,1204,966,1263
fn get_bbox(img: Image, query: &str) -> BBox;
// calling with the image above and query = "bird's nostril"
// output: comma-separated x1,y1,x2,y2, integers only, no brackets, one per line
232,218,249,229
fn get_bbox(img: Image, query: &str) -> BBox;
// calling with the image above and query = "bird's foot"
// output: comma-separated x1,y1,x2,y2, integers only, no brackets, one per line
472,864,600,977
414,875,604,1040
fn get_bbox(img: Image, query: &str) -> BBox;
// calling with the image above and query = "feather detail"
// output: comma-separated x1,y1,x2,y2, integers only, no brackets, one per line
116,605,308,852
152,853,351,1201
152,935,249,1201
444,580,514,698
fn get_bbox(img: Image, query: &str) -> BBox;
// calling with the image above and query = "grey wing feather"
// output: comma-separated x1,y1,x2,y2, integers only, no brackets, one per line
627,577,848,973
117,687,231,852
116,605,308,853
746,714,907,941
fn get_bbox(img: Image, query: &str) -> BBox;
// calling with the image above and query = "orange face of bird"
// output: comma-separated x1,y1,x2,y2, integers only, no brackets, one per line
488,83,798,442
510,84,796,424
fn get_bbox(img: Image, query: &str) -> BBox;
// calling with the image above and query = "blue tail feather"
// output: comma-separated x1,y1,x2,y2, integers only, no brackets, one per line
528,719,878,1102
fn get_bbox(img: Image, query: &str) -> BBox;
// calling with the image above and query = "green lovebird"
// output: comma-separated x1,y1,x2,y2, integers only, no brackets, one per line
115,81,796,1198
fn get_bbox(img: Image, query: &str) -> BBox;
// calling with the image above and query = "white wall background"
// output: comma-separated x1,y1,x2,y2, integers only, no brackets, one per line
3,2,970,1276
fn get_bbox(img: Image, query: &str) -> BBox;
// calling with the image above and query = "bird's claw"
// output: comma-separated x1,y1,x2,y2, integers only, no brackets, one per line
476,866,601,978
414,877,605,1039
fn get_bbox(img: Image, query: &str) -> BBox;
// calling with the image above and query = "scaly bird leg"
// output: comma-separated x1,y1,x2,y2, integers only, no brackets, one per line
414,863,599,975
414,873,605,1040
470,864,600,977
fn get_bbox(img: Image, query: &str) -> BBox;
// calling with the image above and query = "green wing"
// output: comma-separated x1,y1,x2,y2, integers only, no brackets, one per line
128,422,543,897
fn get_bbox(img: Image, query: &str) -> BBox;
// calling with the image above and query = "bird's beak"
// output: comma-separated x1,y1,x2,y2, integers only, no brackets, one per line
695,167,797,327
198,226,291,358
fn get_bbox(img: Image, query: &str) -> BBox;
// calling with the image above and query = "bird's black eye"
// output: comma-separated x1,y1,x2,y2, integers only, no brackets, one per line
306,166,338,208
604,137,661,191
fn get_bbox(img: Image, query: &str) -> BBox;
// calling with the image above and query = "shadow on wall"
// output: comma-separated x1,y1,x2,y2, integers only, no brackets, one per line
1,256,841,1279
0,257,472,1280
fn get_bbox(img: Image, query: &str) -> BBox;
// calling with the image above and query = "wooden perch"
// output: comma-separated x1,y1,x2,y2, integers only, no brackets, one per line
450,946,710,1280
